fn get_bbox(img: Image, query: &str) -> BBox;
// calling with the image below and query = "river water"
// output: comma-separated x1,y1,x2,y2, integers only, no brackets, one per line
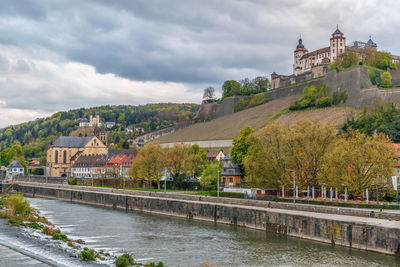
1,197,400,267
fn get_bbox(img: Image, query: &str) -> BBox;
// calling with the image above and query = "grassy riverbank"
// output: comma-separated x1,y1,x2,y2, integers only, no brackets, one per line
0,193,164,267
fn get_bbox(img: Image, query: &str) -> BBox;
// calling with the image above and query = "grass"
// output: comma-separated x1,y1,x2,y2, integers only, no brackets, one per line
157,95,300,143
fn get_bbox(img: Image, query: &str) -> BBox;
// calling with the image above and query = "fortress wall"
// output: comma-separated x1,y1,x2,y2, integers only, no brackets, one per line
265,78,324,100
390,70,400,86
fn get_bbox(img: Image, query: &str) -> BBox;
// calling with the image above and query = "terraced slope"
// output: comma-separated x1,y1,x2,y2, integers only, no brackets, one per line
276,106,360,127
157,95,300,143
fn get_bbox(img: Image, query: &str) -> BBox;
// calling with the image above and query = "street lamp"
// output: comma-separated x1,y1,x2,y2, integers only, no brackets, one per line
286,169,295,203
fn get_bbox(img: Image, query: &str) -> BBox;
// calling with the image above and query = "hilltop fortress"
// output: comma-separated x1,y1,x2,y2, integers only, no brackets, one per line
271,26,400,89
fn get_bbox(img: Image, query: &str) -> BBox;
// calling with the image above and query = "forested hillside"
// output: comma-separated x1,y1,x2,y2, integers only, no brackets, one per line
0,103,199,166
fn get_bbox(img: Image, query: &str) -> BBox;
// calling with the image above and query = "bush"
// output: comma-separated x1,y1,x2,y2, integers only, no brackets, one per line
115,253,135,267
8,218,24,227
368,69,382,87
381,71,392,88
53,233,68,242
42,226,57,236
6,193,31,218
316,97,332,108
80,249,96,261
69,178,77,185
158,262,164,267
234,93,269,112
25,222,43,230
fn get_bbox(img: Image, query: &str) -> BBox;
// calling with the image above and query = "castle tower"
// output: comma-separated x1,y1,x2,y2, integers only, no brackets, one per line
293,37,307,76
330,25,346,63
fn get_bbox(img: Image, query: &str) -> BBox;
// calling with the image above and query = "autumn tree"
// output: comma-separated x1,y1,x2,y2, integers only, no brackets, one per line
130,143,166,189
285,120,336,189
319,130,395,198
244,122,288,188
183,144,207,177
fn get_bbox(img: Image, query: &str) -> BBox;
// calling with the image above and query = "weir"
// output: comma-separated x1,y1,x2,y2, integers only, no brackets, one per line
9,182,400,256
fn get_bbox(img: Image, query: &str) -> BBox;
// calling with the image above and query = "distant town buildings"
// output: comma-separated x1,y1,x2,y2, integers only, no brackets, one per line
46,136,108,177
206,150,225,161
6,160,24,179
78,112,115,129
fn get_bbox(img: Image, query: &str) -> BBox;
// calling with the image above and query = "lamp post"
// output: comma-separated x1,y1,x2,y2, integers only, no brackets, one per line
286,169,295,203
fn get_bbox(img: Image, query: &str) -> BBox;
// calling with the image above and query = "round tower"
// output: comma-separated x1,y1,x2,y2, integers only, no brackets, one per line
293,37,307,76
330,25,346,63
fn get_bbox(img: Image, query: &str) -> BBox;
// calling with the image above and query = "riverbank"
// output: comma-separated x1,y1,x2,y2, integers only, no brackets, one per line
12,183,400,256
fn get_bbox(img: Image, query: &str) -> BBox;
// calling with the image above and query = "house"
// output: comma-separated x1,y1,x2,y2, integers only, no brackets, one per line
392,143,400,175
46,136,108,177
106,154,127,177
6,160,24,179
206,150,225,161
79,118,90,127
121,154,137,178
220,154,242,188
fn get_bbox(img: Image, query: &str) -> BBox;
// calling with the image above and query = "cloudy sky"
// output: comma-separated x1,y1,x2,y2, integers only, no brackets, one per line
0,0,399,127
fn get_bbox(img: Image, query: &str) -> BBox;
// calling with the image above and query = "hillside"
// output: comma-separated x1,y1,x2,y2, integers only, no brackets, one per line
0,103,199,165
157,95,301,143
276,106,360,127
158,96,360,144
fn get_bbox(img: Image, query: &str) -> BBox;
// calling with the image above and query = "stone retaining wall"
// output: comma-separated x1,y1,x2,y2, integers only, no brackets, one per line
12,183,400,256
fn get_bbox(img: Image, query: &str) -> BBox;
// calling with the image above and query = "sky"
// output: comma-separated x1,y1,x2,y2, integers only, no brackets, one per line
0,0,399,128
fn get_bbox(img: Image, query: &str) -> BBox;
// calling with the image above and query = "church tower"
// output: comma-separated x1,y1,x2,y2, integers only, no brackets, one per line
330,25,346,63
293,37,307,76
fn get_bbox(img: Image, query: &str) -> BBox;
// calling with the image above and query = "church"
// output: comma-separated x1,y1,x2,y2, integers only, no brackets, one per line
271,26,379,89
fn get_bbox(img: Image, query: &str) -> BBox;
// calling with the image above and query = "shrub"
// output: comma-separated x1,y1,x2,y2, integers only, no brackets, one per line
53,233,68,242
115,253,135,267
67,241,78,248
234,93,269,112
368,69,382,87
8,218,24,227
158,262,164,267
316,97,332,108
25,222,43,230
69,178,77,185
6,193,31,218
80,249,96,261
42,226,57,236
381,71,392,88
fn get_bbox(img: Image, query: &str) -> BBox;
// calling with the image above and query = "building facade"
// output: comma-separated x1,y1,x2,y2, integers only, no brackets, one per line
272,26,380,89
6,160,24,179
220,154,242,188
46,136,108,177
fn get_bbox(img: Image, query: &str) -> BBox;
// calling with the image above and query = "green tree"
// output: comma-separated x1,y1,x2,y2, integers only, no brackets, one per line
381,71,392,88
200,162,221,189
231,126,254,174
222,80,241,98
366,51,397,70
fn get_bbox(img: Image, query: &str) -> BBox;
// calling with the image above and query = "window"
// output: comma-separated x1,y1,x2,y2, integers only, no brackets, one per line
63,150,67,164
55,150,58,164
229,177,233,183
222,177,226,184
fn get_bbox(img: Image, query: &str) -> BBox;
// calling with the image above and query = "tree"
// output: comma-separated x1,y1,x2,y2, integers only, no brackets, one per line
285,120,335,188
131,143,166,189
381,71,392,88
203,87,216,102
240,78,255,95
165,143,190,179
329,52,360,71
231,126,254,174
319,130,395,198
183,144,207,177
366,51,397,70
252,76,270,92
244,122,288,188
222,80,241,98
200,162,221,189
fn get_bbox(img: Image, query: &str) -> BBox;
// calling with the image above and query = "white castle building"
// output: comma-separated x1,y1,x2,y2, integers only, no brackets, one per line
271,26,379,89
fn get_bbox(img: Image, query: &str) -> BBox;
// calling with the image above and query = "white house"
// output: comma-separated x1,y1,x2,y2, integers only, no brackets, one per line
6,160,24,179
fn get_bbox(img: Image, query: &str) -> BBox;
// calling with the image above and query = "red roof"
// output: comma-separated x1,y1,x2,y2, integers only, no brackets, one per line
121,154,137,167
207,150,222,159
107,154,127,167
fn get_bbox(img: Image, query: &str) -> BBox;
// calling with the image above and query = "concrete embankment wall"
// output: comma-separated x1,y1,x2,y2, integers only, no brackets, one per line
15,184,400,256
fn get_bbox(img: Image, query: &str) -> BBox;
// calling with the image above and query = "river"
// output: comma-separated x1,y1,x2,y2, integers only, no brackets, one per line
0,197,399,267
